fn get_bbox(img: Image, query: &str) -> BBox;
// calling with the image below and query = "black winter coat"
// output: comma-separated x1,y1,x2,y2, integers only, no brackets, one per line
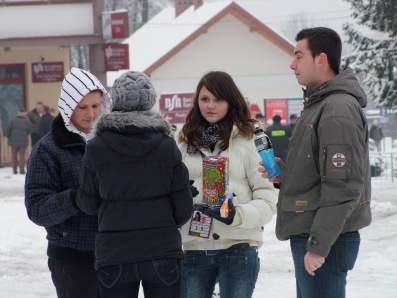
25,115,96,264
76,111,193,268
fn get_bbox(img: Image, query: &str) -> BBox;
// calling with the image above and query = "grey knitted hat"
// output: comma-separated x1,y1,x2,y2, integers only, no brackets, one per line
111,71,156,112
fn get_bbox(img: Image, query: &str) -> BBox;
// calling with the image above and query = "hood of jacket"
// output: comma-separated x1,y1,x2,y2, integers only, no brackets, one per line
94,111,172,157
58,67,112,141
304,68,367,108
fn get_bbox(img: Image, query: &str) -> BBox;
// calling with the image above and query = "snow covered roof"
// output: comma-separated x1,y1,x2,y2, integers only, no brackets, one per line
107,0,297,85
107,0,352,86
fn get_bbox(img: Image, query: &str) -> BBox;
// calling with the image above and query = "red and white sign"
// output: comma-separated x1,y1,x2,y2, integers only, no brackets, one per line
287,98,304,121
159,93,194,124
104,44,130,71
264,99,288,124
249,103,261,118
31,62,64,83
102,11,129,40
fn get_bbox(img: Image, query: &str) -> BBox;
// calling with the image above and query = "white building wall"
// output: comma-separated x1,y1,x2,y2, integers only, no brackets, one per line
0,3,94,39
150,14,301,111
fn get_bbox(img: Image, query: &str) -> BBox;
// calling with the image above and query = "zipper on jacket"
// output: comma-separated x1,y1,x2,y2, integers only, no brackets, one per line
321,146,327,181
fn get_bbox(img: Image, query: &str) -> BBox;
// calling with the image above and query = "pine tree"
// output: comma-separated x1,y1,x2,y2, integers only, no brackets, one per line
343,0,397,108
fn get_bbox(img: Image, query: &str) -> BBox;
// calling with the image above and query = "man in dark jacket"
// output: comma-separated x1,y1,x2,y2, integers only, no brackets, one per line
24,67,111,298
7,109,31,174
369,119,383,152
288,113,298,136
76,72,193,298
266,114,290,160
27,101,45,147
261,28,371,298
37,105,54,140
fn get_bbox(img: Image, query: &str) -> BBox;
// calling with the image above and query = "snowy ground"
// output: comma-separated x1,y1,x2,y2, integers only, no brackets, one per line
1,167,396,298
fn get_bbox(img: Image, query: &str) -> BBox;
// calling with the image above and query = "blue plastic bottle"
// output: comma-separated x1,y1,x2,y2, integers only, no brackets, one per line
254,126,281,178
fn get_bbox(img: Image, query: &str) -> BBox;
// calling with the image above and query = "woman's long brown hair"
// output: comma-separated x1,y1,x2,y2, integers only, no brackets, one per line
179,71,254,149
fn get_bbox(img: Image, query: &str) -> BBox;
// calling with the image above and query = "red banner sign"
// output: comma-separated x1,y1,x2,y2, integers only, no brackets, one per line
102,11,129,40
264,99,288,124
159,92,194,124
31,62,64,83
104,44,130,71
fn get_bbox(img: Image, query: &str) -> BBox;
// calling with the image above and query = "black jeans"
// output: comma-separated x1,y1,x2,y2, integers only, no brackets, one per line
48,257,97,298
98,258,181,298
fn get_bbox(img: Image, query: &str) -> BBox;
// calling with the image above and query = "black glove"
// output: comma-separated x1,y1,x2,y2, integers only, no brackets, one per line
193,199,236,225
189,180,199,198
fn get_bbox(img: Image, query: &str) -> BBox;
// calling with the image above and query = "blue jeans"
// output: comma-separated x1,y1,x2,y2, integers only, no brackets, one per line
181,244,260,298
290,231,360,298
97,258,180,298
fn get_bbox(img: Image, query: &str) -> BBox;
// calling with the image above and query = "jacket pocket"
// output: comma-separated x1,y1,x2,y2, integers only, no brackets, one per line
98,264,122,289
281,185,321,212
153,259,180,286
324,144,352,180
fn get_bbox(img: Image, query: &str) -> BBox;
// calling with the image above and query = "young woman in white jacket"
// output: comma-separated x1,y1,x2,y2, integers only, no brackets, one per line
178,71,277,298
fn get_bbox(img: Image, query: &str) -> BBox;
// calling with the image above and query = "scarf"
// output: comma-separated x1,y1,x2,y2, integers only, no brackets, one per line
199,123,222,152
187,123,222,154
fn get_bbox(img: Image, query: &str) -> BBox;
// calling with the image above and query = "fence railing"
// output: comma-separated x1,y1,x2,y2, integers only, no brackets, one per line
369,151,397,182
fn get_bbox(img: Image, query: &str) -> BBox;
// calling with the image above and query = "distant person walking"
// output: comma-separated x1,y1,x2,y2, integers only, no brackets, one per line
28,101,45,147
266,114,290,160
37,105,55,140
288,113,298,136
7,109,31,174
369,120,383,152
255,112,267,130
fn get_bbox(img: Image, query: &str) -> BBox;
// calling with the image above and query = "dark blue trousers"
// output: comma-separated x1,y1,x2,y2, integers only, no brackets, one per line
290,231,360,298
180,244,260,298
97,258,180,298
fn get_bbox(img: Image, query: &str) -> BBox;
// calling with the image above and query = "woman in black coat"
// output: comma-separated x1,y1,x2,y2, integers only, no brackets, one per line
76,71,193,298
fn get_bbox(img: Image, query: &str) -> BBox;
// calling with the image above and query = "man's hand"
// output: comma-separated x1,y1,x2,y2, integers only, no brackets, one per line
304,251,325,276
258,158,285,184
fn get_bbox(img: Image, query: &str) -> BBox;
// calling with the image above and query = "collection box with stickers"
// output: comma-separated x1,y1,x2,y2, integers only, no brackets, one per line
202,156,228,206
188,211,213,238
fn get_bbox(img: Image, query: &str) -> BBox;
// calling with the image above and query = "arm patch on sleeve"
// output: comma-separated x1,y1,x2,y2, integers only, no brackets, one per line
325,144,352,179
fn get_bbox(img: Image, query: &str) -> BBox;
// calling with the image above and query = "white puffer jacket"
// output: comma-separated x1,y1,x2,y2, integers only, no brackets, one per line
179,126,277,250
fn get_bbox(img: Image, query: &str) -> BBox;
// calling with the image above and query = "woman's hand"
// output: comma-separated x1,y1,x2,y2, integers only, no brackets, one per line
193,199,236,225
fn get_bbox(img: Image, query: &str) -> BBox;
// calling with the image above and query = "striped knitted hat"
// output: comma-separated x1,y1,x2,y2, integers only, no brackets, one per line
58,67,112,140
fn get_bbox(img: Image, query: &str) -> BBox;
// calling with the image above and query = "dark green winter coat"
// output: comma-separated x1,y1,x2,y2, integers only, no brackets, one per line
7,114,31,148
276,68,371,257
